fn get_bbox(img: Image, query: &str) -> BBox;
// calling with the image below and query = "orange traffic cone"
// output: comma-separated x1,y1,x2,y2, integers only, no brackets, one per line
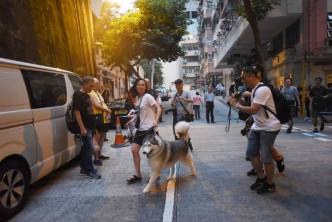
111,117,129,148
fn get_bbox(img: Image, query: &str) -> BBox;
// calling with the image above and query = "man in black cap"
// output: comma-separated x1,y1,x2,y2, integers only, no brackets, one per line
171,79,194,150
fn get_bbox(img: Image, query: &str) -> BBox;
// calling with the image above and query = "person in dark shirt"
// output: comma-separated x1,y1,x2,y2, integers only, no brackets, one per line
145,78,158,99
309,77,328,133
73,76,101,179
327,83,332,112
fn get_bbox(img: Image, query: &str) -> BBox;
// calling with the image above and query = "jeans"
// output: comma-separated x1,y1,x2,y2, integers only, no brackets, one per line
193,105,200,119
80,128,95,171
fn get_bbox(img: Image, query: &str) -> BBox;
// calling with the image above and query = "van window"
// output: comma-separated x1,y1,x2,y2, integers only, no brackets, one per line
21,69,67,109
68,75,82,92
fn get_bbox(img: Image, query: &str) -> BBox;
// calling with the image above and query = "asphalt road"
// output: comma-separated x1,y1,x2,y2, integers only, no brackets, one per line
9,91,332,222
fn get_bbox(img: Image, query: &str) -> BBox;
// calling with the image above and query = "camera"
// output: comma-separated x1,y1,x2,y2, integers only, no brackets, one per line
227,91,242,106
240,116,254,136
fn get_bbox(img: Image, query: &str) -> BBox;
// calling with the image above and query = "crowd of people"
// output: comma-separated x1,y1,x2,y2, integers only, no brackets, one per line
72,70,331,196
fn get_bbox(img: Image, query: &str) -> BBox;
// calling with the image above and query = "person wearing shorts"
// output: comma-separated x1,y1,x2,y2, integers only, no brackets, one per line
309,77,328,133
281,78,301,133
89,78,111,166
229,65,281,195
127,79,162,184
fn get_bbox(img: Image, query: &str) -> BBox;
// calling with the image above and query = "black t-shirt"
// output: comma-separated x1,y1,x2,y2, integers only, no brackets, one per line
309,86,328,103
73,91,96,131
147,88,158,99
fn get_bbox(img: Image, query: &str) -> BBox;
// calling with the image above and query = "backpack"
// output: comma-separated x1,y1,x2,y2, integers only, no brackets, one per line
65,99,81,134
253,84,291,124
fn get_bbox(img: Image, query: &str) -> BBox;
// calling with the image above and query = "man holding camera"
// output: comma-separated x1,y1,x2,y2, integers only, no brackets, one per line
228,66,281,195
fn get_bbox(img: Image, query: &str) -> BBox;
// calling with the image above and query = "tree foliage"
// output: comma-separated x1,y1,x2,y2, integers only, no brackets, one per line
235,0,280,22
101,0,191,70
140,59,164,86
94,1,120,42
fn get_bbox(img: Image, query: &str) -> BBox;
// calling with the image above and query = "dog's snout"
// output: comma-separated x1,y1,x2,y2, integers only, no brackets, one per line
143,151,146,154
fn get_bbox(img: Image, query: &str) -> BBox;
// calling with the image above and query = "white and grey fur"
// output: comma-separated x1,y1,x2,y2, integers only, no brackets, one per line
142,121,195,193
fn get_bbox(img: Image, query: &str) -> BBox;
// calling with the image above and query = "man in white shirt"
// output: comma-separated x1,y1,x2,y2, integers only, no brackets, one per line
228,66,281,195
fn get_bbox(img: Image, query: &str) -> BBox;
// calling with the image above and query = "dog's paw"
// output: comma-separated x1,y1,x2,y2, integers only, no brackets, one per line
143,187,150,194
167,176,175,180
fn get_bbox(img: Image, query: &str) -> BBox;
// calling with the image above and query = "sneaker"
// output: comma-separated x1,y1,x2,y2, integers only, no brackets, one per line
276,157,285,172
320,124,324,131
80,169,87,176
98,155,110,160
211,121,215,123
257,182,276,195
250,177,266,190
304,117,310,121
313,128,318,133
286,128,292,134
247,168,257,176
86,170,101,179
94,160,103,166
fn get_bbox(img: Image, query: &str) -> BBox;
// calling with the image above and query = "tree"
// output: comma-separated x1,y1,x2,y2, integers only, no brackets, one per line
140,59,164,86
94,1,120,42
101,0,191,91
236,0,280,82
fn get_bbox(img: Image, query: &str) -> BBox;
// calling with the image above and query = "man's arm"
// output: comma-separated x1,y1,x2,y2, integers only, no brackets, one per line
90,94,111,114
74,110,87,136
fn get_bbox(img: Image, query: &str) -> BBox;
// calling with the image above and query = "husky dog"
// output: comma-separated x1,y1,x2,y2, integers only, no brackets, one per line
142,121,196,194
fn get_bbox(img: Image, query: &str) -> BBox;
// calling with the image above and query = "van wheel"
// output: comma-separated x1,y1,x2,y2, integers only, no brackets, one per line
0,160,29,219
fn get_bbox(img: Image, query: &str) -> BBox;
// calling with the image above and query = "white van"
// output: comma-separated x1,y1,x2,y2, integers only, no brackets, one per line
0,58,83,218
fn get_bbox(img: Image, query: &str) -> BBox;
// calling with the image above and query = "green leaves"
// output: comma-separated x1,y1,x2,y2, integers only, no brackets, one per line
101,0,190,69
235,0,280,22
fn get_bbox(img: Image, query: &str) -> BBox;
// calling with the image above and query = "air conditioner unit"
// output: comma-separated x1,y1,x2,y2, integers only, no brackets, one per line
328,30,332,38
328,21,332,29
183,60,187,64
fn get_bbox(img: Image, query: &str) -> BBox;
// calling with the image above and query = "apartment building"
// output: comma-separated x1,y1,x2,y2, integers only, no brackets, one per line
178,0,201,85
198,0,224,89
213,0,332,88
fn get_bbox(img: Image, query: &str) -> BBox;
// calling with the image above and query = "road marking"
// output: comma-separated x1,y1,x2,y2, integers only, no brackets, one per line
314,133,328,137
300,129,310,132
292,127,300,130
163,163,178,222
326,126,332,129
302,133,315,137
315,138,332,142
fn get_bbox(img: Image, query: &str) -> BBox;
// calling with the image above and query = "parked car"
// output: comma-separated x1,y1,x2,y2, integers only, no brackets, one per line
0,58,82,219
157,89,170,101
107,98,130,129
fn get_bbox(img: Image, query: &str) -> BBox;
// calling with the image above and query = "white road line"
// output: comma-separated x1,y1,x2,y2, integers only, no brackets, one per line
326,126,332,128
292,127,300,130
301,129,310,132
163,164,177,222
314,133,328,137
315,138,332,142
302,133,315,137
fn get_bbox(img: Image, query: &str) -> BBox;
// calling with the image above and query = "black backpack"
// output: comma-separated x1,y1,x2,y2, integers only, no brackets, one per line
253,84,291,124
65,99,81,134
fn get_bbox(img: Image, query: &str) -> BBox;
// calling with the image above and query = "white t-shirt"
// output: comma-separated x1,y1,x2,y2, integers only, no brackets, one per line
251,83,281,131
135,94,157,131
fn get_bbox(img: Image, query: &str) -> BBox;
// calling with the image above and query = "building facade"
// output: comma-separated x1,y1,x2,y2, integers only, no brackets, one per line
178,0,201,85
213,0,332,89
198,0,224,89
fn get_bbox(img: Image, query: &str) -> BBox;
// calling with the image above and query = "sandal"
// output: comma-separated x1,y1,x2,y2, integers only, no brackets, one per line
127,175,142,184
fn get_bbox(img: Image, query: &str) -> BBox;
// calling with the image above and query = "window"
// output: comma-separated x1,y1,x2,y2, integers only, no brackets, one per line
272,32,283,55
183,56,199,62
21,69,67,109
192,11,198,19
286,20,300,48
68,75,82,92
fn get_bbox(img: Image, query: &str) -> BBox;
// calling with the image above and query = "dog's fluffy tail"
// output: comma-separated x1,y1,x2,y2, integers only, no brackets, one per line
175,121,190,141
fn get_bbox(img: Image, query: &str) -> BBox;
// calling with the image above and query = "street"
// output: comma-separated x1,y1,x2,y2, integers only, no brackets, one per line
9,92,332,222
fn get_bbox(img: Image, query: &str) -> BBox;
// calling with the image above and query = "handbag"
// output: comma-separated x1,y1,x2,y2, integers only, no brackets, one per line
179,100,194,122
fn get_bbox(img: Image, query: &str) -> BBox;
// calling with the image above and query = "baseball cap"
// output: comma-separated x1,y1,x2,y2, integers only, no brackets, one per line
175,79,183,84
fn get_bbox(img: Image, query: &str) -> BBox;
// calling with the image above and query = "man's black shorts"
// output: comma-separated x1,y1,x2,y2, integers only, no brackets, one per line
95,114,108,133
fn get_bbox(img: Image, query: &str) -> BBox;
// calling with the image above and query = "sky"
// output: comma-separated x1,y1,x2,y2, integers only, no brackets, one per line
112,0,134,13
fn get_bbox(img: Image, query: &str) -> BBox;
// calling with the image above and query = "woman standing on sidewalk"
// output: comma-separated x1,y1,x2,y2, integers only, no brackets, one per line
193,92,204,120
127,79,162,184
